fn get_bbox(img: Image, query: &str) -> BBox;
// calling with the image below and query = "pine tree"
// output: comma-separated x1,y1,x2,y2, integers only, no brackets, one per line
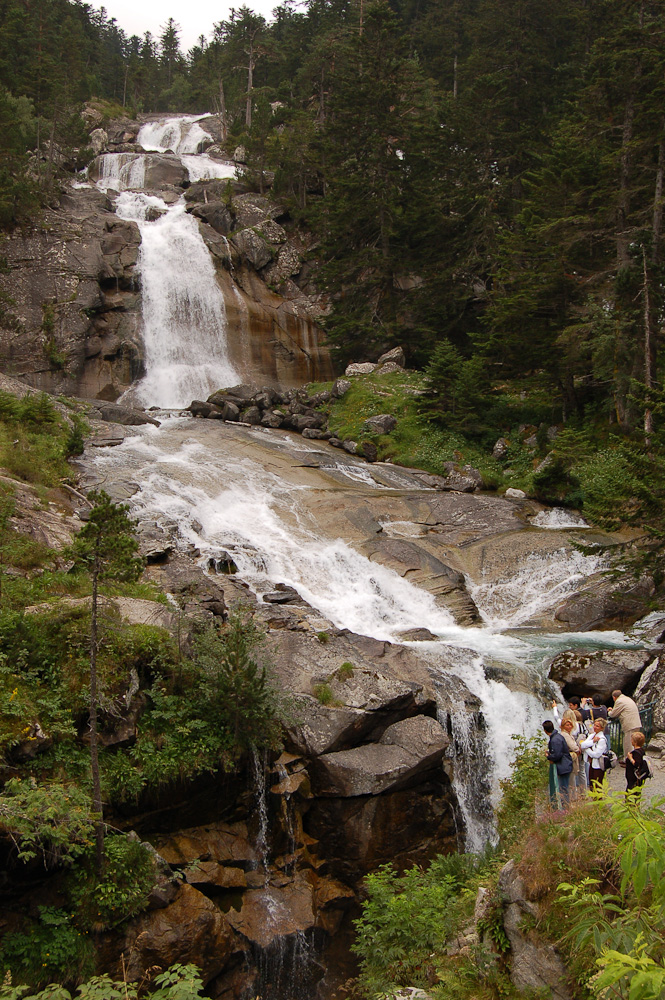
67,492,143,875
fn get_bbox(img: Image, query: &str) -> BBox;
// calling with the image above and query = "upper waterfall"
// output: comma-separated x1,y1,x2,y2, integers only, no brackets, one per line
115,192,240,407
91,115,241,407
137,115,214,154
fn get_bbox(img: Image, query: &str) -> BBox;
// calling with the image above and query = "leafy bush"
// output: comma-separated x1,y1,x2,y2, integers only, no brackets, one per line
0,962,204,999
68,836,155,930
352,855,486,994
558,793,665,999
0,779,93,867
496,735,548,850
0,908,93,990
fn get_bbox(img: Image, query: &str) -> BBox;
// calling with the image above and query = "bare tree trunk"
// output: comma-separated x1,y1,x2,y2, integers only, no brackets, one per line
616,92,636,270
245,40,254,128
643,246,654,446
653,127,664,263
219,79,228,142
644,126,665,447
453,53,458,99
89,555,105,876
122,62,128,109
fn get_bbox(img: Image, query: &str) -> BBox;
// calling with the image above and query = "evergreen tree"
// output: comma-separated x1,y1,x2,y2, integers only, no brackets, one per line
67,492,143,874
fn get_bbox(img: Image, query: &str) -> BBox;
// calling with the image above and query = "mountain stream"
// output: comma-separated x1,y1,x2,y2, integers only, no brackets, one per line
80,114,643,852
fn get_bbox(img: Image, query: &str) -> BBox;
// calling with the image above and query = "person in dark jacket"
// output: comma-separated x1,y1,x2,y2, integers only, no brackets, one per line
625,731,647,800
580,696,608,722
543,719,573,805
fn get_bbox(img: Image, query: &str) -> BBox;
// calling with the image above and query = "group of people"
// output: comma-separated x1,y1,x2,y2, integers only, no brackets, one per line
543,689,648,805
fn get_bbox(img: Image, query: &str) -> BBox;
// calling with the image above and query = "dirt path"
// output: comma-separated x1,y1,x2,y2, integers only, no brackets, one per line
606,751,665,804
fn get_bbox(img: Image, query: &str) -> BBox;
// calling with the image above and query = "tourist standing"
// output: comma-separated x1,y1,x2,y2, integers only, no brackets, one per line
543,720,573,805
625,731,648,800
561,718,583,797
580,718,608,791
608,689,642,759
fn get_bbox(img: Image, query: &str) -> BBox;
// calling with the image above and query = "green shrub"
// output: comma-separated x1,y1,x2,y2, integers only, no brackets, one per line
68,836,155,930
352,856,484,994
0,962,204,999
557,793,665,999
496,734,548,850
337,661,354,680
0,779,93,867
0,908,93,990
313,682,334,705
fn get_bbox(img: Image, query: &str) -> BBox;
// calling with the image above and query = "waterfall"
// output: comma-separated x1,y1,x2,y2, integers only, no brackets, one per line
96,153,147,191
83,114,642,855
81,417,638,850
90,116,240,407
138,115,213,154
112,191,239,406
250,748,271,886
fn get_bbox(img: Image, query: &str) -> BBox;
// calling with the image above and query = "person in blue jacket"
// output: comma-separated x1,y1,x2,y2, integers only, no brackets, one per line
543,719,573,804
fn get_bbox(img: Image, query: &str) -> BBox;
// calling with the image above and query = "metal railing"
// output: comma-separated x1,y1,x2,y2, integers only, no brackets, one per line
605,701,656,756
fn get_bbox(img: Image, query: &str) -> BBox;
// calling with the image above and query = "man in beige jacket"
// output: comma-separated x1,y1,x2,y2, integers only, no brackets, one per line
608,689,643,758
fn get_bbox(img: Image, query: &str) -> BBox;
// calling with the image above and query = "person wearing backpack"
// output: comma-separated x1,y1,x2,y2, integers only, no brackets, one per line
580,717,608,791
625,731,648,800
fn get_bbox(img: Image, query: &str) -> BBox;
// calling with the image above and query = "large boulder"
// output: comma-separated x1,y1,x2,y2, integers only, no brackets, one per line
553,573,655,630
86,401,160,426
377,346,405,367
187,201,233,235
262,244,301,285
364,414,397,435
231,228,274,270
634,651,665,737
119,883,240,986
232,192,283,228
498,861,573,1000
548,649,655,700
311,715,449,797
345,363,376,376
151,820,257,867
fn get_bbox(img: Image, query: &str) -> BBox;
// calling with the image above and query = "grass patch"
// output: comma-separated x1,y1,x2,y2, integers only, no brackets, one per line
313,681,335,705
319,371,502,484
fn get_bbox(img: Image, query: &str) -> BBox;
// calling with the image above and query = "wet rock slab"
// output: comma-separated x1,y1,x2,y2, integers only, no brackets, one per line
312,716,449,797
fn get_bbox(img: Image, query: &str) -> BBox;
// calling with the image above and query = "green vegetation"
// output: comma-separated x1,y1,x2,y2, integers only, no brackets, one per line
0,963,204,1000
352,854,513,998
313,681,335,706
351,732,665,1000
0,391,84,486
67,490,144,871
0,476,285,992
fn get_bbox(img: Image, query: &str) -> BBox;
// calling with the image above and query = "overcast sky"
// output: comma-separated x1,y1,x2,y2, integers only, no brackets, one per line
91,0,280,52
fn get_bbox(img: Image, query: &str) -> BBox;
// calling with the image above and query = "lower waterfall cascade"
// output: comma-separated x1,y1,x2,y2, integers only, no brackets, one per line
73,112,651,998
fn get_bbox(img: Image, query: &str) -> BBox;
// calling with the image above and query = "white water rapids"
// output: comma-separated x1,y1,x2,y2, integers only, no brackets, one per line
83,115,641,849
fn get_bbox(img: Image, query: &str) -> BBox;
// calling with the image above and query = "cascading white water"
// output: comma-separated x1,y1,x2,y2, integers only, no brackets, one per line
90,115,240,406
468,548,606,630
531,507,590,529
138,115,213,154
82,418,639,848
96,153,147,191
114,192,239,406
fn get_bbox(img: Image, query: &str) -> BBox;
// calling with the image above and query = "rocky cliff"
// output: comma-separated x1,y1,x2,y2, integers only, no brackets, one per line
0,114,333,401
